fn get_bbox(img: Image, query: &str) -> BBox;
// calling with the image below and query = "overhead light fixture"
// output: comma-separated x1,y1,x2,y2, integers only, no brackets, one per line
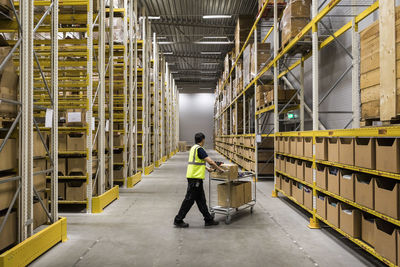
157,36,167,39
203,15,232,19
201,62,219,65
159,41,175,45
201,51,222,55
201,77,217,80
203,36,228,39
163,52,174,55
148,16,161,20
171,71,178,74
194,41,233,45
200,71,216,74
167,62,175,65
200,88,212,90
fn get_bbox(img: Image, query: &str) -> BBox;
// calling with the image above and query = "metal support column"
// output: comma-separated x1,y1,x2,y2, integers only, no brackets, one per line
128,0,134,177
123,0,128,184
300,58,305,131
134,0,138,173
20,0,34,240
109,0,114,187
50,0,59,220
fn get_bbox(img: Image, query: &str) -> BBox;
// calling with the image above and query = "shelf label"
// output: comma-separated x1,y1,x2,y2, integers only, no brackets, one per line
45,109,53,128
105,120,109,132
256,134,262,143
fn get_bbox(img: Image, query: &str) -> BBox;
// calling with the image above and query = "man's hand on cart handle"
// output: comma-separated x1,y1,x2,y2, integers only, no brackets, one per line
204,157,225,173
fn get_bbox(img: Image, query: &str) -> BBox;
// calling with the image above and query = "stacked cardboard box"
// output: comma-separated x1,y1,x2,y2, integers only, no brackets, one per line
243,43,271,86
280,0,311,48
0,46,18,118
360,6,400,121
235,16,254,58
217,181,252,208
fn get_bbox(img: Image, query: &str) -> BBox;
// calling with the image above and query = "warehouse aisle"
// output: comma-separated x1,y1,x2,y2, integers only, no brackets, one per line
32,151,380,267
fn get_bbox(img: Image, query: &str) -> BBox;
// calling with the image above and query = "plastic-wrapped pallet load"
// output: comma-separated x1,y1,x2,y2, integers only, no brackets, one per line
0,46,18,118
280,0,311,48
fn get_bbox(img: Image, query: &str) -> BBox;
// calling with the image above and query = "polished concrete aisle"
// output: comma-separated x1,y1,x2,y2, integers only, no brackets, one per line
32,150,381,267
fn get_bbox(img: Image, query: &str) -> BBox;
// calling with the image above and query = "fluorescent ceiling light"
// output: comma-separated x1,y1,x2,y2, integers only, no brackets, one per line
159,41,175,45
195,41,233,45
148,16,161,20
163,52,174,55
171,71,178,74
201,77,217,80
203,15,232,19
167,62,175,65
201,62,219,65
203,36,228,39
201,51,221,55
157,36,167,39
200,71,216,74
200,88,212,90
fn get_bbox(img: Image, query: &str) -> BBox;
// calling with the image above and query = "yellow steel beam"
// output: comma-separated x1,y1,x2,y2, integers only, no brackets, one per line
127,172,142,188
144,164,155,175
92,186,119,213
0,217,67,267
262,26,274,43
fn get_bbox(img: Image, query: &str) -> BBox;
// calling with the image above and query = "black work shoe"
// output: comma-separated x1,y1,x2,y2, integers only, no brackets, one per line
205,220,219,226
174,220,189,228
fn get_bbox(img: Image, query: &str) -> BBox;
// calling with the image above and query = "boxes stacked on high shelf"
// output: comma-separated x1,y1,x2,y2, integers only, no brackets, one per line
275,131,400,266
243,43,272,87
280,0,311,48
360,6,400,125
255,84,297,110
235,16,254,58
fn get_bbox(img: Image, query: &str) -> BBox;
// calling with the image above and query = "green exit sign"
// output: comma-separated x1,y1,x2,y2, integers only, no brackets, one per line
288,113,295,119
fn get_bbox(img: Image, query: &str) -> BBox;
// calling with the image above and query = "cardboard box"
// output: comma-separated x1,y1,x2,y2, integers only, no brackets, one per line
327,197,340,228
275,155,281,172
316,193,327,219
339,170,354,201
375,178,399,219
277,136,284,153
66,109,86,126
58,181,66,200
296,137,304,157
114,151,123,163
339,138,354,166
316,164,327,190
178,141,187,152
67,156,97,176
296,160,304,180
304,137,313,158
210,164,238,181
327,167,340,195
34,166,46,193
0,47,18,117
283,137,290,154
113,166,124,179
0,175,16,211
315,137,327,161
0,138,17,171
66,181,87,201
376,138,400,173
279,156,286,173
258,151,273,161
339,203,361,238
34,131,48,158
361,213,375,247
277,174,283,190
114,133,124,147
304,186,313,210
258,162,274,175
58,158,66,176
355,138,376,169
67,133,86,151
33,198,48,229
0,211,17,251
288,158,297,177
304,161,313,184
58,133,67,151
217,181,245,208
241,181,252,204
289,137,297,156
328,138,339,163
281,16,310,47
374,219,397,264
355,174,374,210
292,181,304,205
282,176,292,196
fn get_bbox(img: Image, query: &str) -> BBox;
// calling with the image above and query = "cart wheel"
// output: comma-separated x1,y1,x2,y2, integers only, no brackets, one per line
250,207,254,214
225,215,231,225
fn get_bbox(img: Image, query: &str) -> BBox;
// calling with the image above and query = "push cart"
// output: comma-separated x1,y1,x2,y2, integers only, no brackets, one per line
208,171,256,224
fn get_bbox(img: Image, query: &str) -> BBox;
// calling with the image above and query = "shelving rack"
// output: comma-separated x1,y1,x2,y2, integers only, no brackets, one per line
213,0,400,266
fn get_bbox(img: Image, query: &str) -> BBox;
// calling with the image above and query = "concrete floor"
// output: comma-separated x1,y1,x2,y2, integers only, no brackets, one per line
32,150,383,267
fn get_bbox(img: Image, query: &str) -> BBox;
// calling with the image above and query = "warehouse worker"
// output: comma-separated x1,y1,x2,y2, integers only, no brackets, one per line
174,132,225,228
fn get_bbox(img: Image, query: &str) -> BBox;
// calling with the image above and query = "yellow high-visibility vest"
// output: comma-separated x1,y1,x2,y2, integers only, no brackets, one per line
186,144,206,179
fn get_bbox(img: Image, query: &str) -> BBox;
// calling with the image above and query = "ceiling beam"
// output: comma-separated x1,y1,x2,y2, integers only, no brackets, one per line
164,53,224,60
151,20,235,29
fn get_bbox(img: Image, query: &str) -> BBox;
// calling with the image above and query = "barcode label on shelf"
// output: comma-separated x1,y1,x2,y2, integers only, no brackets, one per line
45,109,53,128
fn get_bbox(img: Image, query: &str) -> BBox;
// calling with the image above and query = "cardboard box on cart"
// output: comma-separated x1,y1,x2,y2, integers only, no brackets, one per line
210,163,239,181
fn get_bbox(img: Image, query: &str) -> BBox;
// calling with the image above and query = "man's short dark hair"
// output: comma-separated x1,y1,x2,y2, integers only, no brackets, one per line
195,133,205,144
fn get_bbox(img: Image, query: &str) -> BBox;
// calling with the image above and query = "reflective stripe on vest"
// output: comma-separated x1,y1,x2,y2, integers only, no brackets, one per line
186,144,206,179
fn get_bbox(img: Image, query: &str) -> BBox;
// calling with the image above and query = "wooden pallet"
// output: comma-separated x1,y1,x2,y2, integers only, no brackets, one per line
361,117,400,127
281,37,312,56
0,116,16,129
257,102,273,111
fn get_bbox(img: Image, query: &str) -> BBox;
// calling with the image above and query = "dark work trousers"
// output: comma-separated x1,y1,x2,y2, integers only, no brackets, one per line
175,178,213,222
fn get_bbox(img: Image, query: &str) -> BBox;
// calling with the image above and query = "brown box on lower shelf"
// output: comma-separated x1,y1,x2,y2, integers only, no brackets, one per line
287,158,297,177
376,138,400,173
210,163,238,181
316,193,327,219
0,175,17,211
327,197,340,228
283,137,290,154
0,138,17,172
217,181,248,208
315,137,327,161
327,167,340,195
292,181,304,205
328,138,339,163
304,161,313,185
316,164,327,190
67,133,86,151
282,176,292,196
66,181,87,201
355,174,374,210
277,174,283,190
33,198,48,229
0,211,17,251
296,137,304,157
355,138,376,169
339,203,361,238
289,137,296,156
67,156,97,176
304,186,313,211
279,156,286,173
339,138,354,166
361,213,375,248
374,219,397,264
296,160,304,181
339,170,354,201
374,178,399,219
